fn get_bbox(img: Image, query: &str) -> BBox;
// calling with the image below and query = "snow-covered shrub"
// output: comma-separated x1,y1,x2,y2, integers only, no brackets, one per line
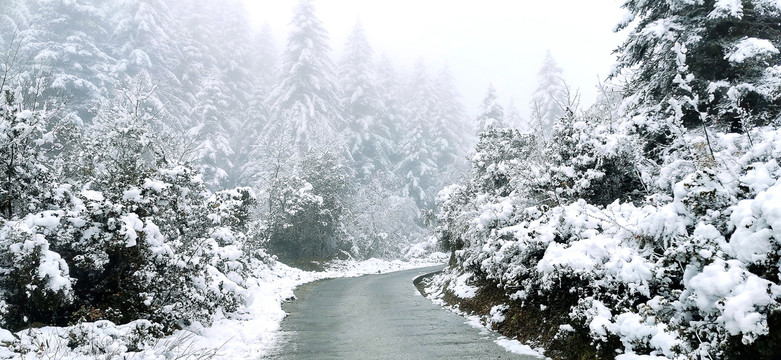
65,320,164,355
0,86,75,220
471,127,536,198
538,110,643,207
432,49,781,357
0,85,259,335
208,187,257,238
0,219,73,330
264,150,351,264
435,122,781,358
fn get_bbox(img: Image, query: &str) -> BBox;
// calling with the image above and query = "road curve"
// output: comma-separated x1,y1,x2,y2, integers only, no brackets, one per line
267,265,538,359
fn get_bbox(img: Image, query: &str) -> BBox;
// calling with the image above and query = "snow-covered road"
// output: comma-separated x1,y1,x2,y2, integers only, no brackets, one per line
268,265,538,359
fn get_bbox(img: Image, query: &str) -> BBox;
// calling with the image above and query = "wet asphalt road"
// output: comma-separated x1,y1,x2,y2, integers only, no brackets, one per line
268,265,538,359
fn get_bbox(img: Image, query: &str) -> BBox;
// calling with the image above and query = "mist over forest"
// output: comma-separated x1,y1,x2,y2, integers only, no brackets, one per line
2,0,781,359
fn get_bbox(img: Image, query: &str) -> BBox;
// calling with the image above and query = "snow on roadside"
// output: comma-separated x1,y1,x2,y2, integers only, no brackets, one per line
422,273,547,359
495,337,547,358
462,312,546,358
185,256,445,358
0,256,444,359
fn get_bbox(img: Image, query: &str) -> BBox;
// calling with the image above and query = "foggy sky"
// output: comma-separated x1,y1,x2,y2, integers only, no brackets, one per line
240,0,627,120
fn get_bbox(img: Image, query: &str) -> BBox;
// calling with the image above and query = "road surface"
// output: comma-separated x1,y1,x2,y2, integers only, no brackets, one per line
268,265,539,359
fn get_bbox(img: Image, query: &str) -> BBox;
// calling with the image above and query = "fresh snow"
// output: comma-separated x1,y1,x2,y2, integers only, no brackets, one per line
494,337,546,358
451,272,479,299
0,258,442,359
726,37,779,64
709,0,744,19
424,271,546,359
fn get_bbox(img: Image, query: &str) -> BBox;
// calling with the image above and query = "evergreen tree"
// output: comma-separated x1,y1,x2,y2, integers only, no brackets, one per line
431,65,471,169
198,0,259,188
475,83,507,132
0,0,31,49
238,24,277,188
266,0,343,152
375,54,406,171
614,0,781,133
530,51,567,140
189,74,234,188
23,0,117,123
253,23,278,94
397,60,437,207
338,21,392,180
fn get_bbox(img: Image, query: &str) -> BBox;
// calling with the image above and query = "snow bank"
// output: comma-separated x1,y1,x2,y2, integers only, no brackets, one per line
0,258,441,359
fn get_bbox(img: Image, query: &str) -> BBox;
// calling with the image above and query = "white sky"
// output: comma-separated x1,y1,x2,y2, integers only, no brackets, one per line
240,0,628,119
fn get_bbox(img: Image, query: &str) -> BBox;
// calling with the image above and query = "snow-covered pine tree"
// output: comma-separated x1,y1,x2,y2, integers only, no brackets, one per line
238,24,277,188
431,65,471,170
189,74,235,188
375,54,406,172
111,0,196,134
0,0,31,49
265,0,343,152
530,50,567,141
614,0,781,133
396,60,438,207
338,21,393,180
253,23,278,94
476,83,507,133
199,0,259,187
23,0,117,123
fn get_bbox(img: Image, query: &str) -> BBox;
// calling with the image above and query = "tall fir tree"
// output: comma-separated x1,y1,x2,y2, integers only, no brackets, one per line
23,0,117,123
530,50,567,141
338,21,392,180
265,0,343,152
239,24,277,187
476,83,507,132
252,23,278,95
615,0,781,134
376,54,406,171
431,65,471,169
397,60,437,207
0,0,31,49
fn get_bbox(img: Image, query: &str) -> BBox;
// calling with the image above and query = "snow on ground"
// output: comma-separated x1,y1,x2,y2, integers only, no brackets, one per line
0,256,444,359
188,256,445,358
461,311,546,358
494,337,547,358
422,275,547,359
451,272,479,299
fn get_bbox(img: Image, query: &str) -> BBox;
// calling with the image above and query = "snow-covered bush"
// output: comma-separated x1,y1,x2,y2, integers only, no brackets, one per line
434,89,781,359
0,221,73,330
0,83,258,335
0,86,74,221
264,150,351,264
538,110,643,207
